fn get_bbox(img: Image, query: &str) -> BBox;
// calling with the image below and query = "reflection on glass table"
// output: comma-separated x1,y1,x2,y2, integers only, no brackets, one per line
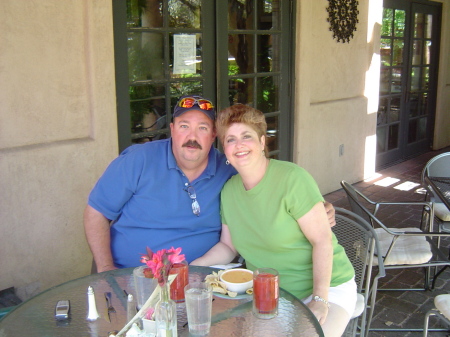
0,266,324,337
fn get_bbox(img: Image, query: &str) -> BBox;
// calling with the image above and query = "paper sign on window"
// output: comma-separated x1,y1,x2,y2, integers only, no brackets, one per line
173,34,196,75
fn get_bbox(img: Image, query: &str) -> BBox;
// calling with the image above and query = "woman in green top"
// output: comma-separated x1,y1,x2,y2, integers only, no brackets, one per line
192,104,356,337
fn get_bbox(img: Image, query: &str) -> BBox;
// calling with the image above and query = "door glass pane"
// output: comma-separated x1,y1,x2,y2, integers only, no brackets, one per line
129,0,163,28
391,67,402,93
382,8,393,36
380,68,390,95
128,32,165,82
394,9,405,37
229,78,254,105
257,76,279,111
423,67,429,90
414,13,425,38
412,40,422,65
408,119,418,142
257,35,274,72
418,117,427,140
377,126,387,153
130,85,166,132
169,33,202,78
410,67,420,91
377,104,388,126
378,98,388,125
380,39,391,66
392,39,404,66
170,81,203,98
409,93,419,117
421,92,428,116
425,14,433,39
257,0,280,30
424,41,432,64
169,0,201,28
228,0,254,30
266,115,279,155
228,34,255,74
390,97,401,122
388,124,399,150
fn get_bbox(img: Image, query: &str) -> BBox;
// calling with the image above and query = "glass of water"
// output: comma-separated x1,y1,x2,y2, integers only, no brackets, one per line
184,282,213,336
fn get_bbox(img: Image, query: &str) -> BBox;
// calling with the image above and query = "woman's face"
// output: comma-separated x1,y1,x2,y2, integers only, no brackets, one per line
222,123,265,170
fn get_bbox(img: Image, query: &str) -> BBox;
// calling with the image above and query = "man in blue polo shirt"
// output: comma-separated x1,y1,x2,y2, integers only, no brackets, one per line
84,96,237,272
84,96,336,273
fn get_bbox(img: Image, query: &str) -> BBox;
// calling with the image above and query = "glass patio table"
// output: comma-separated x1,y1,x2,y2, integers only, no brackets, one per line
0,266,324,336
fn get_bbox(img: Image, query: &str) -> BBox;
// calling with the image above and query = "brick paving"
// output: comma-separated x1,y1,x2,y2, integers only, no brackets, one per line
324,147,450,337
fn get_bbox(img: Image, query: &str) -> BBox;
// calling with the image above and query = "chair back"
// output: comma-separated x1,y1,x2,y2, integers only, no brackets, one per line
421,152,450,181
333,207,385,337
340,181,380,228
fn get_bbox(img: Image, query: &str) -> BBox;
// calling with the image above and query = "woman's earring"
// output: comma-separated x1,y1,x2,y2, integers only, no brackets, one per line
262,150,265,157
226,159,230,165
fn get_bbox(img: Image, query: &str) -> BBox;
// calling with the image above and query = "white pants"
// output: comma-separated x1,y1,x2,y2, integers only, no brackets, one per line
302,277,357,317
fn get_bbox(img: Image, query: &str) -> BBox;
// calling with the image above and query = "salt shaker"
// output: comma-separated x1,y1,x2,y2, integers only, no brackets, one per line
127,293,136,322
86,286,100,321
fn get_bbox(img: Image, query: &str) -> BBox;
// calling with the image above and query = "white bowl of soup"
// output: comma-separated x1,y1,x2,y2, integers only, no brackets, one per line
219,268,253,294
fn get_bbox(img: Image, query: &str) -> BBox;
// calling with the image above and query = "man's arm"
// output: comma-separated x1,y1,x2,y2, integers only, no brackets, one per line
83,205,117,273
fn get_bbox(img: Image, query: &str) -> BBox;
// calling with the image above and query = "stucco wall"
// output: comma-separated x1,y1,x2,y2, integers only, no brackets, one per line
294,0,381,194
0,0,118,300
434,0,450,149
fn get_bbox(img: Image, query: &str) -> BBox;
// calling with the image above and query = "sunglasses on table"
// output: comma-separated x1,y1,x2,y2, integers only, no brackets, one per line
178,97,214,111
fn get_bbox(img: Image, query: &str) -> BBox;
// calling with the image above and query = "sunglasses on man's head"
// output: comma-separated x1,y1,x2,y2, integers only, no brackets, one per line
178,97,214,111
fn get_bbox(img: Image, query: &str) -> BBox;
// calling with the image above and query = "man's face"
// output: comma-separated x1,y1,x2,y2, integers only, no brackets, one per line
170,109,216,170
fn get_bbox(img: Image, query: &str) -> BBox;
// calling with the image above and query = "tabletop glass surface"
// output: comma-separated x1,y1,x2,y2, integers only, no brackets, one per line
0,266,324,337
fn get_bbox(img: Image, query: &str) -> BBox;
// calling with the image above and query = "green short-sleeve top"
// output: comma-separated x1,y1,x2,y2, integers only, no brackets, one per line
220,159,354,299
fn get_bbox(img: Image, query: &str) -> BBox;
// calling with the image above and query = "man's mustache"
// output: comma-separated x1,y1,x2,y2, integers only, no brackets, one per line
182,140,202,150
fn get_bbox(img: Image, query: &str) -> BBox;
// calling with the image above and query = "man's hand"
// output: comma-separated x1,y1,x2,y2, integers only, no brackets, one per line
324,201,336,227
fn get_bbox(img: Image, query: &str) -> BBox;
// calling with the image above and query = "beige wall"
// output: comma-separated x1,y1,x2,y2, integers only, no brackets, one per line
294,0,450,195
434,0,450,149
0,0,118,299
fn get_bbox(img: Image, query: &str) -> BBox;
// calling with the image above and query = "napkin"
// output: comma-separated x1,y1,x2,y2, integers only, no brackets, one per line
209,263,242,269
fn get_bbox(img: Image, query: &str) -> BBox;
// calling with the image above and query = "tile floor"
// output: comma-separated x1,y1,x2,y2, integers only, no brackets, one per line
324,147,450,337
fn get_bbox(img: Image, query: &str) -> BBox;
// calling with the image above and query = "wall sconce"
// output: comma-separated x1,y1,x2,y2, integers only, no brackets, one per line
326,0,359,43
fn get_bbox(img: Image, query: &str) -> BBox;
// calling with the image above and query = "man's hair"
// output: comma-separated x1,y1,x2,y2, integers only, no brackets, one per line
216,103,267,148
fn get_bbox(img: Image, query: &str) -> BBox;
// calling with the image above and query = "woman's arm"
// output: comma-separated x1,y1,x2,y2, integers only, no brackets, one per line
297,202,333,325
190,224,238,266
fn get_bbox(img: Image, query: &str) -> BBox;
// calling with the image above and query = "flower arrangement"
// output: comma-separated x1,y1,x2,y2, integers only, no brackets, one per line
140,246,185,286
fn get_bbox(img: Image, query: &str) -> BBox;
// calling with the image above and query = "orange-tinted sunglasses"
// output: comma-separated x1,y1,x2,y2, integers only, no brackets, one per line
178,97,215,111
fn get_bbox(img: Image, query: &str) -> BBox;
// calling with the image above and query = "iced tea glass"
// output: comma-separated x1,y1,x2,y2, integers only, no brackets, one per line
169,260,189,302
252,268,279,319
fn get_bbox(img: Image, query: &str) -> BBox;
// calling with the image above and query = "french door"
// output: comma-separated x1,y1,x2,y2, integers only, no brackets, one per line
377,0,441,168
113,0,294,160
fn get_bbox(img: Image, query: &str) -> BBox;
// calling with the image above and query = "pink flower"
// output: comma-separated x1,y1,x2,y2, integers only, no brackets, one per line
167,247,185,264
145,307,155,320
141,247,185,286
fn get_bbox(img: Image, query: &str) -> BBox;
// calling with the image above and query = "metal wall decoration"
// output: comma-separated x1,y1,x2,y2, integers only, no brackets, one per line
326,0,359,43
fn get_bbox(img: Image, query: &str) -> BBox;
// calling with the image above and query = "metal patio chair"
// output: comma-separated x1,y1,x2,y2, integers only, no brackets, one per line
421,152,450,233
341,180,450,332
423,294,450,336
341,180,450,289
421,152,450,288
333,207,386,337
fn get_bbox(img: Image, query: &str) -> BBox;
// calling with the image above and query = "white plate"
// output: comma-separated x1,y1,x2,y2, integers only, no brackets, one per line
213,292,252,300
